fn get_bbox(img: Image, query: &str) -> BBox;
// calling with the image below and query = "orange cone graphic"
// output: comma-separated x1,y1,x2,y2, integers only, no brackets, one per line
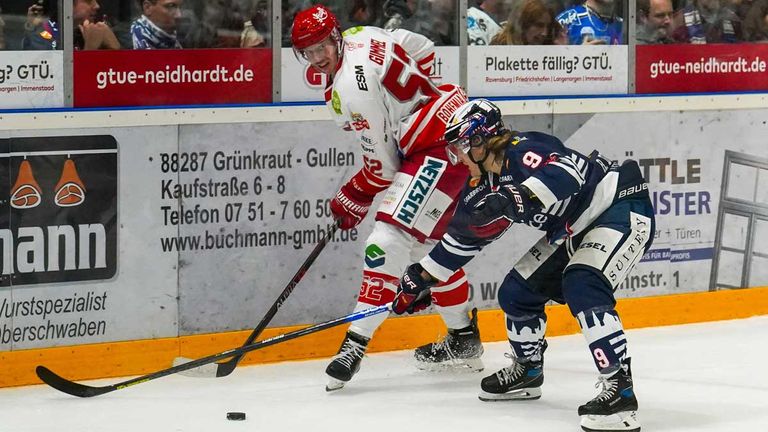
54,159,86,207
10,160,43,209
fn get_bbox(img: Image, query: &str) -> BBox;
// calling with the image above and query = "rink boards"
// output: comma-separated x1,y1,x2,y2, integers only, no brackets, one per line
0,94,767,387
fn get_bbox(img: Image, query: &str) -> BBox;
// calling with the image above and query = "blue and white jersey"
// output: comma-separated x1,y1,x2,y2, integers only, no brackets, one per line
421,131,649,281
468,6,501,45
556,5,623,45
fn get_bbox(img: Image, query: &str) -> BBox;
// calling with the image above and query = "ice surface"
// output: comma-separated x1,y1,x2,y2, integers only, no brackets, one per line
1,316,767,432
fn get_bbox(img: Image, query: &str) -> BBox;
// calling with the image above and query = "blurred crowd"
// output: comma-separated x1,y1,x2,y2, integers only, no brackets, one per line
0,0,767,51
0,0,270,50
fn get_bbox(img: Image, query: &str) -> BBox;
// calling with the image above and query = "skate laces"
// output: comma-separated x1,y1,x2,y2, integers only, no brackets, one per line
334,338,366,369
592,374,618,403
496,353,526,385
430,333,457,360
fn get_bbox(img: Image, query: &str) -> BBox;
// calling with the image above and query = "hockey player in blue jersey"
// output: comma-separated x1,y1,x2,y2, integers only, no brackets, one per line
391,99,653,432
557,0,623,44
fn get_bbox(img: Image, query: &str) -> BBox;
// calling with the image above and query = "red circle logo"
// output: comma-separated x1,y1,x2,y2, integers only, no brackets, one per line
304,64,327,88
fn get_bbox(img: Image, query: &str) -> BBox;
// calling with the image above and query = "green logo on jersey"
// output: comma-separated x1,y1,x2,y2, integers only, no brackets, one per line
331,90,342,115
364,244,386,268
343,26,364,37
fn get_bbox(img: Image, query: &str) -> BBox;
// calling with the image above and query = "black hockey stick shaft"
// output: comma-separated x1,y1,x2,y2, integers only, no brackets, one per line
36,302,391,398
207,220,339,377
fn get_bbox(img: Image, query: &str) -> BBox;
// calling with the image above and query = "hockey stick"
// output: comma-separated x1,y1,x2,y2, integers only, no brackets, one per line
36,303,391,398
174,220,340,378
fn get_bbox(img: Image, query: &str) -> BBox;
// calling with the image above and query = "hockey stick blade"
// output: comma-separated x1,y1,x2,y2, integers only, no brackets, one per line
36,366,114,398
174,221,340,378
36,303,391,398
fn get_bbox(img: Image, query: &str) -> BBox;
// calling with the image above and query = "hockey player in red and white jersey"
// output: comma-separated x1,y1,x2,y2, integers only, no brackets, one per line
291,5,482,391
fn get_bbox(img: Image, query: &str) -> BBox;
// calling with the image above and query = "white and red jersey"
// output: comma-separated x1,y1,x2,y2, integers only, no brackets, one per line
325,26,467,195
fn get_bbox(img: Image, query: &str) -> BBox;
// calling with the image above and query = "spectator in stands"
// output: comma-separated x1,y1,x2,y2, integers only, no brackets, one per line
346,0,383,27
0,7,5,50
241,5,269,48
490,0,565,45
382,0,457,45
382,0,415,29
198,0,264,48
241,20,264,47
74,0,121,49
556,0,623,44
741,0,768,40
672,0,744,42
131,0,183,49
430,0,460,44
637,0,675,43
23,0,59,50
468,0,503,45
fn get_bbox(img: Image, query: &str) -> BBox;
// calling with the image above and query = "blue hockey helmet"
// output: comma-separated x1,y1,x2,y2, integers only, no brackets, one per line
444,99,506,165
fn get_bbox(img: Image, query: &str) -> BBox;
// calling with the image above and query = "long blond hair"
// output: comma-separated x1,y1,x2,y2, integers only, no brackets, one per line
490,0,561,45
483,130,514,168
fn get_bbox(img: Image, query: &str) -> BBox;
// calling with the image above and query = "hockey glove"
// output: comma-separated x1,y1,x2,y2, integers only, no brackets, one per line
463,174,515,240
468,191,515,240
330,182,375,230
392,263,436,315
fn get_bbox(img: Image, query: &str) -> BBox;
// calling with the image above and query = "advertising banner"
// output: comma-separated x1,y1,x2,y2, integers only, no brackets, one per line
4,108,768,350
280,46,460,102
74,49,272,107
0,136,118,286
1,127,179,350
172,122,365,331
552,110,768,300
0,51,63,109
467,45,628,97
636,44,768,93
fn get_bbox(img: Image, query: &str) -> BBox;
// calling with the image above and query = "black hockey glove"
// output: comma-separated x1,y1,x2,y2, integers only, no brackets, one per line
383,0,414,19
467,173,533,240
392,263,435,315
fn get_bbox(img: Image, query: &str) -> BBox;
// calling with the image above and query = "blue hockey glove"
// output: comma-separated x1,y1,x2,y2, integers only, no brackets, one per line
392,263,435,315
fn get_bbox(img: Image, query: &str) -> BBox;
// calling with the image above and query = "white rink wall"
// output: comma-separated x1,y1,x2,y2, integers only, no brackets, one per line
0,94,767,353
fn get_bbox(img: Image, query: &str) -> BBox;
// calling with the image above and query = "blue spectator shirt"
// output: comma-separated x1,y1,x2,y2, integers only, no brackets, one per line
22,19,59,50
556,5,623,45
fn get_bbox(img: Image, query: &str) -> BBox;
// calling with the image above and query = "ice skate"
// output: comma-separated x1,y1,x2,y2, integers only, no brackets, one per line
325,331,369,392
414,308,484,372
478,351,544,401
578,359,640,432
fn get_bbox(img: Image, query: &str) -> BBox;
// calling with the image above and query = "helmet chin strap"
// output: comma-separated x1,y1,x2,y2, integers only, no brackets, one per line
468,138,490,176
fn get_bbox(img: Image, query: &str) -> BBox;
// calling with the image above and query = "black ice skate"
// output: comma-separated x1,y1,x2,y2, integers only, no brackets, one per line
478,340,547,401
414,308,484,372
325,331,369,392
578,359,640,432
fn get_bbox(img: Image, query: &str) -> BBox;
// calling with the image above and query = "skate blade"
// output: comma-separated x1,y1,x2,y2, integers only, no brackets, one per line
478,387,542,402
325,377,347,392
580,410,640,432
415,357,484,373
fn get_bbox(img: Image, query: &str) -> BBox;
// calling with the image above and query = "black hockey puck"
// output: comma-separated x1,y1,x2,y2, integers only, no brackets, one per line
226,412,246,421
